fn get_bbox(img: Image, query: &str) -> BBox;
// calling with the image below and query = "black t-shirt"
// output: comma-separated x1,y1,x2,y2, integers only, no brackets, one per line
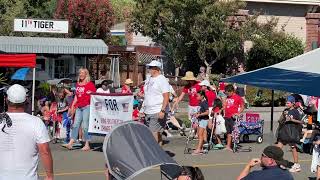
199,100,209,120
57,98,68,113
242,166,293,180
283,108,301,125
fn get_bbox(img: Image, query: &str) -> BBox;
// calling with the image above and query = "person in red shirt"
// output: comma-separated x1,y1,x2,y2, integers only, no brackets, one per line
121,79,133,94
173,71,201,122
65,68,96,151
199,80,217,115
224,84,244,151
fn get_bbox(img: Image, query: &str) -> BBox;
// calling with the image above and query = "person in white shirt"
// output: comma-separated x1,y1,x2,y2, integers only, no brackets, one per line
0,84,53,180
97,80,113,94
144,60,170,146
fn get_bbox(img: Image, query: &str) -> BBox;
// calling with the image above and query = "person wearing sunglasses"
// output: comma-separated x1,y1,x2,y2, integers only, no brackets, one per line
237,146,293,180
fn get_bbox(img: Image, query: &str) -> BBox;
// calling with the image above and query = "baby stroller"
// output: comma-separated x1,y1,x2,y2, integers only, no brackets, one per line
238,113,264,144
103,121,182,180
232,114,252,153
184,115,199,154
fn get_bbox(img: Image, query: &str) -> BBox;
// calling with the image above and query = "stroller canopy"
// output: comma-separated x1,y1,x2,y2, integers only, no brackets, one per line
103,122,181,180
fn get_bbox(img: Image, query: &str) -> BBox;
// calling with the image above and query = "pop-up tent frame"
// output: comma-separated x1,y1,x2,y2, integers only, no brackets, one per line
0,54,36,114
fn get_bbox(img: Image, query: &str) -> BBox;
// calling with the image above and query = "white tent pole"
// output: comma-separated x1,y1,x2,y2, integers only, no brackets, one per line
32,68,35,115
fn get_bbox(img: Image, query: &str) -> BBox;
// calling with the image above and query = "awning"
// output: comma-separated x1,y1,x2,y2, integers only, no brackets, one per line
0,36,108,55
222,48,320,96
0,54,36,68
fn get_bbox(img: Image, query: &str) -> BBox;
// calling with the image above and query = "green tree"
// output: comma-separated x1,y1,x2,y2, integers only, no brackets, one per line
131,0,204,75
246,31,304,71
110,0,135,23
0,0,27,36
191,0,246,74
0,0,57,36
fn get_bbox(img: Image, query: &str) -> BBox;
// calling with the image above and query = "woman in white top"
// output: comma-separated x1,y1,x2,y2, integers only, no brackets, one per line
97,80,113,94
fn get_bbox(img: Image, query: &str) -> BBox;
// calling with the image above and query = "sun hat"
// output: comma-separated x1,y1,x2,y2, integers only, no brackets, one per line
125,79,134,85
287,96,295,103
7,84,27,103
199,80,210,87
146,60,162,68
263,146,289,166
181,71,197,81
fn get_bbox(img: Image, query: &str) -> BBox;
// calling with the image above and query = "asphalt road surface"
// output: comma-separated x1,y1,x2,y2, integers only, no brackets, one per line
39,130,316,180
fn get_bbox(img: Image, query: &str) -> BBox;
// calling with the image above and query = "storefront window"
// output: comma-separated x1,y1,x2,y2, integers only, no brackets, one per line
54,59,70,78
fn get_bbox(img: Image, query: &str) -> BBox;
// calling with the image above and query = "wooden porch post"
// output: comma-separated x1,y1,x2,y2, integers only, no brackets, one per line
133,52,138,86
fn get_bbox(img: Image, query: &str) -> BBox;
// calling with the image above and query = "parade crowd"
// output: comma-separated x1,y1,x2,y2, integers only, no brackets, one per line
1,60,320,180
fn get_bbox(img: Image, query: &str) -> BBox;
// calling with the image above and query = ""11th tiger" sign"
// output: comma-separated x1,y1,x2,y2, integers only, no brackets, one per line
14,18,68,34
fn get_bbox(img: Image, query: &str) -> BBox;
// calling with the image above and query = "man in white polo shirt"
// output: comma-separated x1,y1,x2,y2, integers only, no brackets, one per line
144,60,170,146
0,84,53,180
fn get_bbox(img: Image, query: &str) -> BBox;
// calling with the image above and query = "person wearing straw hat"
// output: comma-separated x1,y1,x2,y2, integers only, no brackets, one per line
121,79,133,94
144,60,170,146
237,146,293,180
0,84,53,180
173,71,201,122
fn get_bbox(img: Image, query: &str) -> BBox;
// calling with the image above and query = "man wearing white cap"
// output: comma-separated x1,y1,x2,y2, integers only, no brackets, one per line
0,84,53,180
144,60,170,146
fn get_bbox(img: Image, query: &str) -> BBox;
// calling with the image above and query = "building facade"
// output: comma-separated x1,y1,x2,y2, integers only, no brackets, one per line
244,0,320,51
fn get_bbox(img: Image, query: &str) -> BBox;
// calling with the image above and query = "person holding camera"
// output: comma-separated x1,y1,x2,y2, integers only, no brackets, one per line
276,95,303,173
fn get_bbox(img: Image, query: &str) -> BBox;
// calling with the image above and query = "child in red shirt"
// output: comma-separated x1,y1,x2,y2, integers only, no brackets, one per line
224,84,244,151
132,105,140,121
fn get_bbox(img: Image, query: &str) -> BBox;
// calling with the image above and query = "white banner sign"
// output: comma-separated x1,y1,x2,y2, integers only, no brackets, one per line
89,94,133,135
14,19,68,33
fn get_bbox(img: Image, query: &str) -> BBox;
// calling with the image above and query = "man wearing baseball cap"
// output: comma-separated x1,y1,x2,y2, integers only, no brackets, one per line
237,146,293,180
0,84,53,180
144,60,170,146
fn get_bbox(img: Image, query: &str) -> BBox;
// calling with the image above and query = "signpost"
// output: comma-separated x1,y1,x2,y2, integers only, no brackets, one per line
14,18,68,33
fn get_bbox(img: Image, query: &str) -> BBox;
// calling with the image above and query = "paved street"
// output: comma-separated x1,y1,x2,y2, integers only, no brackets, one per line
37,107,316,180
39,133,315,180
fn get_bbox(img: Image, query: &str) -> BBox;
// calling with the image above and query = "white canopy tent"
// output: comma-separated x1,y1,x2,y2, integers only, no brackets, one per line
223,48,320,132
223,48,320,97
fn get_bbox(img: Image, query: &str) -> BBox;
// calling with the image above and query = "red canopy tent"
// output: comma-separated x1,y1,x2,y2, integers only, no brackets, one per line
0,54,37,114
0,54,36,68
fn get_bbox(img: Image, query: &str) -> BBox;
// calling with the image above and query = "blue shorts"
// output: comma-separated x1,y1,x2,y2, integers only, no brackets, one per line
199,119,208,128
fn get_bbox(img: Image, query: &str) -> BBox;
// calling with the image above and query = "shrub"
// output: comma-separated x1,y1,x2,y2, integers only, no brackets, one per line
246,86,288,107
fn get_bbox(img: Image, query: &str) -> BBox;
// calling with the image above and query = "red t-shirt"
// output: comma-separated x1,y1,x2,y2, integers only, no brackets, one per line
225,94,243,118
132,109,139,120
140,85,144,94
219,82,225,91
205,90,216,107
75,82,96,108
121,85,132,94
183,82,201,106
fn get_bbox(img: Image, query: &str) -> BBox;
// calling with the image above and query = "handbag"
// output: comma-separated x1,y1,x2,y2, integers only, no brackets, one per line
215,115,227,135
277,124,300,143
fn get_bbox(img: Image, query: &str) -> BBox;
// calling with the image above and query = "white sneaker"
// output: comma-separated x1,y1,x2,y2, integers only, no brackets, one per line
289,163,301,173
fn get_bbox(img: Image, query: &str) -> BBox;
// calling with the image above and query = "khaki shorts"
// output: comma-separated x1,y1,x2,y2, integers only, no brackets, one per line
145,113,165,132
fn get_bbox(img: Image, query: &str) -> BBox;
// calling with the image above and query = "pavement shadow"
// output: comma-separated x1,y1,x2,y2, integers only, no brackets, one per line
91,142,104,152
163,140,170,145
165,150,176,157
